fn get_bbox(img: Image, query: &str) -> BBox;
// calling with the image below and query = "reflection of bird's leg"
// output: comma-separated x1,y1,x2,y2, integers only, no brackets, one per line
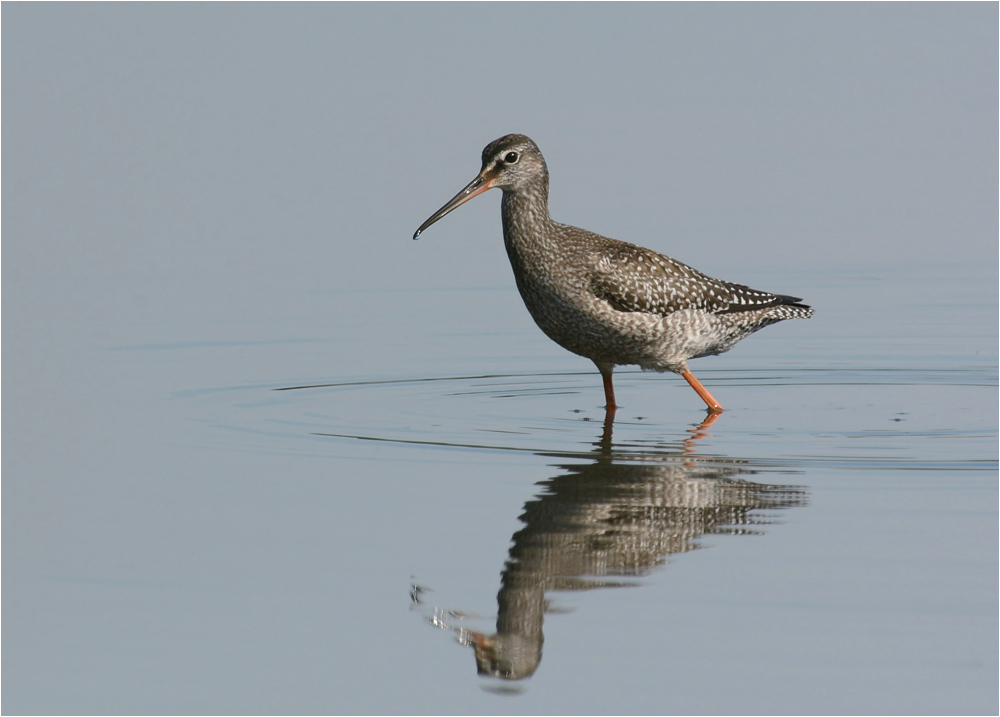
694,410,722,433
600,408,615,453
682,411,722,456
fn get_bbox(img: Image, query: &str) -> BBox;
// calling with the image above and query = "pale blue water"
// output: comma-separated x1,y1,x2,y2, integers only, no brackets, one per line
9,263,995,714
4,4,997,715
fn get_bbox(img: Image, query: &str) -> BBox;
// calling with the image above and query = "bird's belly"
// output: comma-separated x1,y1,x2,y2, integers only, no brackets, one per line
516,282,729,373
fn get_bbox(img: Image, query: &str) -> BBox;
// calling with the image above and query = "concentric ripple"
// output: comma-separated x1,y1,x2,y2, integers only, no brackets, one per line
178,367,997,471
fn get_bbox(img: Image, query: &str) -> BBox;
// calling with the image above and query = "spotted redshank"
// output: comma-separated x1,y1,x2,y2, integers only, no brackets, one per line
414,134,813,413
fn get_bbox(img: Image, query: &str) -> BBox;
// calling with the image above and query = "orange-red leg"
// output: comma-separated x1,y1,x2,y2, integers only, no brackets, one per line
600,368,617,411
681,370,723,412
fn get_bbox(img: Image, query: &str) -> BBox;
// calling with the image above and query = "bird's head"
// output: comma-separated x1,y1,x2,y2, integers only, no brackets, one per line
413,134,547,239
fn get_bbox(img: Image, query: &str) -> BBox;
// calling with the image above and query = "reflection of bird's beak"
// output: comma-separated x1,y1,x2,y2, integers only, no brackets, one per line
413,169,498,239
466,630,490,648
469,632,499,673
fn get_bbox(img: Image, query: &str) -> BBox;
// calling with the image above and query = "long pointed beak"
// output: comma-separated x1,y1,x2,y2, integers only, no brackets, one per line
413,171,497,240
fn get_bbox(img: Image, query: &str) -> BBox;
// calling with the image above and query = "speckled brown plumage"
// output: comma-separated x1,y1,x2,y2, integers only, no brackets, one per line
414,134,813,412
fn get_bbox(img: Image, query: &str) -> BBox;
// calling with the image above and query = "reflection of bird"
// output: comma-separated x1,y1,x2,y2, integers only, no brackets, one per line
429,417,807,681
414,134,813,413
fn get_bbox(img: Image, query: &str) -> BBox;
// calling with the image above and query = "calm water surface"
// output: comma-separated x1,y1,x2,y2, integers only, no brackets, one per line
4,7,997,713
7,263,995,714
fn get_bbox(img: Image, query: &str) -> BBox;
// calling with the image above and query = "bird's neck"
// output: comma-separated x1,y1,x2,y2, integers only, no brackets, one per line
500,181,554,252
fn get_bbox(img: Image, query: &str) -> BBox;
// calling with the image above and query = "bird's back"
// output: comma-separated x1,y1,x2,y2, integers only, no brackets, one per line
587,234,812,320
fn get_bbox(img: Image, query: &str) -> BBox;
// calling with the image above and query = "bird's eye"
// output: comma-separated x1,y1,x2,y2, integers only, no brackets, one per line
504,151,519,164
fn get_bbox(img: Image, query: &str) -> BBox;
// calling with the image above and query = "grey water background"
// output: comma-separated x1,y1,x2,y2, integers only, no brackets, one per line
3,4,997,714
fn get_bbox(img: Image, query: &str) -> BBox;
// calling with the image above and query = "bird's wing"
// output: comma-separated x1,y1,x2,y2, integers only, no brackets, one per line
590,241,801,317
